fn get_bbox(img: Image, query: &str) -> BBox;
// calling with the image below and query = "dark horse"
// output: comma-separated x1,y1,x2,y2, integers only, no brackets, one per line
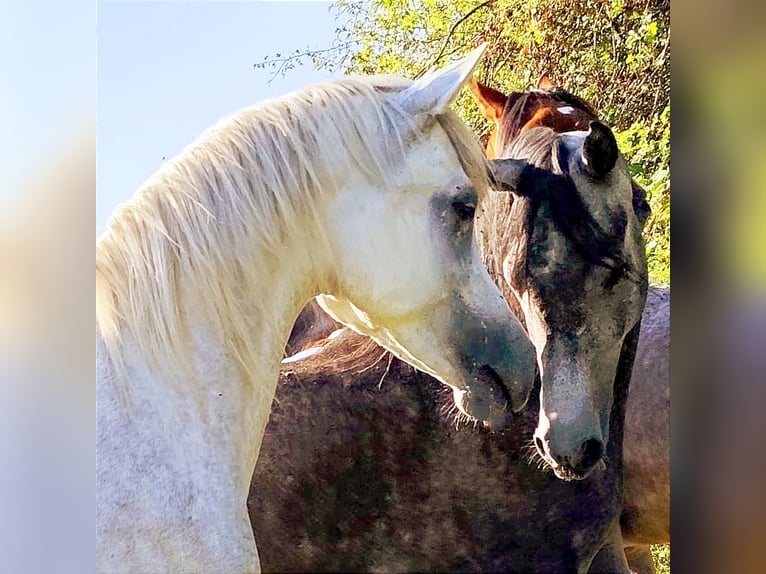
248,80,657,572
471,78,669,572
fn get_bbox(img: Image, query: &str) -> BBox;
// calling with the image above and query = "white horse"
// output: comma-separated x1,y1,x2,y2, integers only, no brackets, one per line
96,45,536,573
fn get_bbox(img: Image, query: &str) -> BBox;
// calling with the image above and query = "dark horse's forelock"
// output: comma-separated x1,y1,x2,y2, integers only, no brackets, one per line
504,127,631,287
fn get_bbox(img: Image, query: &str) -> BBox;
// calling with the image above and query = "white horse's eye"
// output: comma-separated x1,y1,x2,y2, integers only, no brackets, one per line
452,200,476,221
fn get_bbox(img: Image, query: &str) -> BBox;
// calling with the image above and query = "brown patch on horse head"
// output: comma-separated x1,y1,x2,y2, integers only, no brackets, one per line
523,95,590,136
525,107,565,132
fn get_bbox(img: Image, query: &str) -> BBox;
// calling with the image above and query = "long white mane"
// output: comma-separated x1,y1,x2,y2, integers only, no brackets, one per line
96,75,489,393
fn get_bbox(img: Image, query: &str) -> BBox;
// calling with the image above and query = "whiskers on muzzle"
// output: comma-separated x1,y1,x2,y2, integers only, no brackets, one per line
522,437,609,481
553,458,608,482
437,386,482,431
522,438,555,475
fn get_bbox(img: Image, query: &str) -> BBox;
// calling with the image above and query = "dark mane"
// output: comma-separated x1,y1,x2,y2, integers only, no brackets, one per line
282,329,386,382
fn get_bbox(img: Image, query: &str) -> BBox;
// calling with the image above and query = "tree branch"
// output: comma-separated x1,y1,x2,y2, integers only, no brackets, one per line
419,0,497,76
254,41,356,83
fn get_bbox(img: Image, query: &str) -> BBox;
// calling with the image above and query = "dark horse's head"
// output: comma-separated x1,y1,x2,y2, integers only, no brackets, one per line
472,79,650,480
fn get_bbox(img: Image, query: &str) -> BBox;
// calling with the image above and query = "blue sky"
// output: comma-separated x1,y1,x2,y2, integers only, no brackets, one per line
97,1,349,233
1,0,95,200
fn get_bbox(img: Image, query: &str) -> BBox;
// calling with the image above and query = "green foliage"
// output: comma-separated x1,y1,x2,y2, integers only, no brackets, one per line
614,104,670,284
652,543,670,574
325,0,670,284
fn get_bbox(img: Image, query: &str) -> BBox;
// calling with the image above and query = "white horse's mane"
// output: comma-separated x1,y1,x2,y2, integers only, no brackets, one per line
96,74,489,391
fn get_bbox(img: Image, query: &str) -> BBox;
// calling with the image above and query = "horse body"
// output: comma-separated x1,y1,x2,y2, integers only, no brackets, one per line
96,47,539,573
621,286,670,571
251,283,666,572
451,107,649,570
251,339,625,573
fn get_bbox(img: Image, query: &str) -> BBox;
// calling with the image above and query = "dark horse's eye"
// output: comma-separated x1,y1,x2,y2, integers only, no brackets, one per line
452,200,476,221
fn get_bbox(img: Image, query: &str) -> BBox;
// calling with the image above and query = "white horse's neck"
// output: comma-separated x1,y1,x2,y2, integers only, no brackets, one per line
97,220,330,571
101,230,326,479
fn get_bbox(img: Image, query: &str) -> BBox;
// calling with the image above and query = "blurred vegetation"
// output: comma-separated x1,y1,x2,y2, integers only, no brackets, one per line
652,543,670,573
258,0,670,285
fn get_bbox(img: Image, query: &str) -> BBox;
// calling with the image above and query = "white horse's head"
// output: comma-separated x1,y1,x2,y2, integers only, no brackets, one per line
315,47,536,429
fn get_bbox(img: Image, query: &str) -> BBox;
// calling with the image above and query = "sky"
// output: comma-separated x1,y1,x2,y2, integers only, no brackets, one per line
97,0,349,234
0,0,95,200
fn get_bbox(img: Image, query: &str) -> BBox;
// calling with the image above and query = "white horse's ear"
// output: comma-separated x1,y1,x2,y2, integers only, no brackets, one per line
399,43,488,116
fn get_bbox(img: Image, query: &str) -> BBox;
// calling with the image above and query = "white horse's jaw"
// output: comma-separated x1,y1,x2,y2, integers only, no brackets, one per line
452,369,514,431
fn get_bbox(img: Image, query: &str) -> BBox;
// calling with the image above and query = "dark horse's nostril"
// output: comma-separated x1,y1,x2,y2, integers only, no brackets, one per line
534,436,545,454
580,438,604,470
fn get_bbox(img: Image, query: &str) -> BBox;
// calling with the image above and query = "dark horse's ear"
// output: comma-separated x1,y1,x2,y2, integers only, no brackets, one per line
582,121,618,179
488,158,534,195
536,74,555,90
468,79,507,123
